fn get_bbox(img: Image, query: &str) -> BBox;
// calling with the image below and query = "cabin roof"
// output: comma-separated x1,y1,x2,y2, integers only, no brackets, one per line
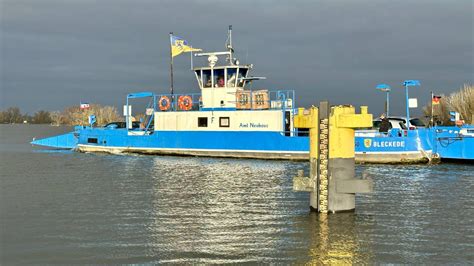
193,65,250,71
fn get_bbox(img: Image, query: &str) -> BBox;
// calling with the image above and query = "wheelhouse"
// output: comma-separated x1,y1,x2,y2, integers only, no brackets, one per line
122,26,297,137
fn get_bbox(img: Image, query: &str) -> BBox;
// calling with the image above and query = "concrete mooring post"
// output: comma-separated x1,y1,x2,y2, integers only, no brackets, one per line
293,102,374,213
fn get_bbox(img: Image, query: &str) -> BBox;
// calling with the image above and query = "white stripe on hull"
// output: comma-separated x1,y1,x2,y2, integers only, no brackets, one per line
355,151,431,164
355,150,432,155
78,144,431,163
77,144,308,160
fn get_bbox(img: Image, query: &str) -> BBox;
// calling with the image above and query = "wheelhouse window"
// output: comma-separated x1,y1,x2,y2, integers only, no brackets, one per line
194,70,202,88
202,70,212,88
226,68,237,87
198,117,208,127
214,69,225,88
219,117,230,127
237,68,248,87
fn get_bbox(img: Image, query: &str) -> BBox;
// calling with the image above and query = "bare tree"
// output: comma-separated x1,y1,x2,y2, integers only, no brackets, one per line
0,107,23,124
61,104,121,126
424,84,473,125
49,111,64,126
94,105,122,126
32,110,52,124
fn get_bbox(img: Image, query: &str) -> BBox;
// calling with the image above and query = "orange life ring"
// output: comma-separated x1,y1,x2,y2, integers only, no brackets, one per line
158,96,171,111
178,95,193,111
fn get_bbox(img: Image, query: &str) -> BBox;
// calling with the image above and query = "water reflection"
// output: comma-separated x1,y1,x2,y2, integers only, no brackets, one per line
356,163,473,263
130,156,376,263
144,157,294,263
289,212,373,264
2,124,473,264
31,149,75,154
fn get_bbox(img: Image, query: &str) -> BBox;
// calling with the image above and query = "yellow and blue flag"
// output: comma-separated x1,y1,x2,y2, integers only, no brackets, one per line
170,35,202,57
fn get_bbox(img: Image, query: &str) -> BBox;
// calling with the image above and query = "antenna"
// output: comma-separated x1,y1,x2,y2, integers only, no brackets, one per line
245,44,248,65
226,25,234,65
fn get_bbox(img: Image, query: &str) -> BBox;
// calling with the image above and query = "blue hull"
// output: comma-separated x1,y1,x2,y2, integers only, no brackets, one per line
31,132,78,149
75,129,309,160
433,126,474,160
355,128,434,163
31,126,474,162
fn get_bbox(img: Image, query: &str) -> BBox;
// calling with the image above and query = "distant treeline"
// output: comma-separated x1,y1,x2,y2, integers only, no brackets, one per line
0,105,122,126
423,84,473,125
2,84,472,126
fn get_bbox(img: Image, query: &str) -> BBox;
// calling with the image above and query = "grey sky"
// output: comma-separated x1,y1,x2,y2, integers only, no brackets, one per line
1,0,472,115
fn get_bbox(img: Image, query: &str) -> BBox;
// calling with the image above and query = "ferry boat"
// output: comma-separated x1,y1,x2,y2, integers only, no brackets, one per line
354,118,474,163
355,128,434,163
32,26,470,163
33,26,308,160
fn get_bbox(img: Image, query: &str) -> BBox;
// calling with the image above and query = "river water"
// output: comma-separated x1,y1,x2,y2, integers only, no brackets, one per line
1,125,473,264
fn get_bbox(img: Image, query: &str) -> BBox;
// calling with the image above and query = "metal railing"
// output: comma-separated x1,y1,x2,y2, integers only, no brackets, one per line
154,93,202,112
153,90,295,112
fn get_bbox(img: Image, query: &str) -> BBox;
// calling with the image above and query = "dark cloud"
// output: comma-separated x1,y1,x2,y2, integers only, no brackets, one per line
1,0,472,115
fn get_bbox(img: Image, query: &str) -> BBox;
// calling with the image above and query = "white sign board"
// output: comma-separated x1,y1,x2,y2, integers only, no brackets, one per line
409,98,418,108
123,105,132,116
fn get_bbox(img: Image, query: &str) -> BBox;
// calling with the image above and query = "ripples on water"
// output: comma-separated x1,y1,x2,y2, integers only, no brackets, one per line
1,125,473,264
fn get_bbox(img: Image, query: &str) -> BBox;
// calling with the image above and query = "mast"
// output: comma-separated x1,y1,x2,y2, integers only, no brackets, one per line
430,91,434,126
169,32,174,98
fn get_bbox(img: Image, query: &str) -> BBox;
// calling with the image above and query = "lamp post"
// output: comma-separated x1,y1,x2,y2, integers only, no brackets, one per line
403,80,420,130
376,84,391,117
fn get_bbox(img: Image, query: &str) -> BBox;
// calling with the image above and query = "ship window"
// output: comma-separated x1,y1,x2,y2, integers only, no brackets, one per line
198,117,208,127
219,117,230,127
87,138,98,144
203,70,212,88
226,68,237,87
237,68,248,87
214,69,225,87
195,70,202,88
